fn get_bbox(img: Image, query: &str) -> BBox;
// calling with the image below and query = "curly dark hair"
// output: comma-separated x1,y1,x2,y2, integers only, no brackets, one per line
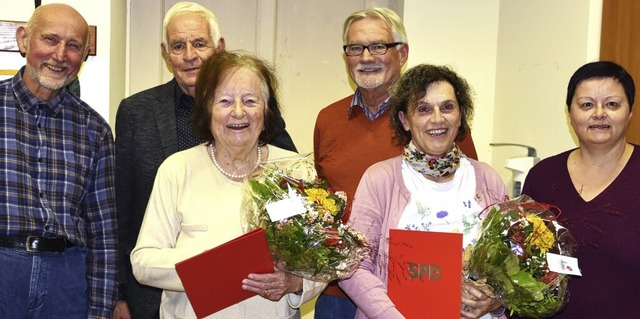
389,64,474,146
192,50,283,145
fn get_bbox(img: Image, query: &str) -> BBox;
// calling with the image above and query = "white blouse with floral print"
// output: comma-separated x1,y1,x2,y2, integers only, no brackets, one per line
397,158,483,249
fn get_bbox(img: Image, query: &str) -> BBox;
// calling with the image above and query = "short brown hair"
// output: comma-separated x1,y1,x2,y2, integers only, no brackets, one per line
192,50,283,145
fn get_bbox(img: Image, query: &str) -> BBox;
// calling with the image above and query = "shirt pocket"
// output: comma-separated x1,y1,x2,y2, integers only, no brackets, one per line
179,223,209,240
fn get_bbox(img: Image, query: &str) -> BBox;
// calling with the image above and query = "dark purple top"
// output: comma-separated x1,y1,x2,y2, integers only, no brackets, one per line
521,145,640,318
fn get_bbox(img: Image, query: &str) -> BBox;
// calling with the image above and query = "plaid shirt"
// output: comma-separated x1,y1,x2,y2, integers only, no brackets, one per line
0,68,117,318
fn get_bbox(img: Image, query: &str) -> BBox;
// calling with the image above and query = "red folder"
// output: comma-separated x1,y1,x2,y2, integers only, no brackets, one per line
175,228,274,318
387,229,463,318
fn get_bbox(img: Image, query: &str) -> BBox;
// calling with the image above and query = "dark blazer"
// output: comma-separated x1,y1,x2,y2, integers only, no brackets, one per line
115,79,296,316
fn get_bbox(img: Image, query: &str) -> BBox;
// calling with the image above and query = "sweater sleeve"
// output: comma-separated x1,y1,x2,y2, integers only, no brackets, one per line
130,157,201,291
339,167,405,319
471,160,508,206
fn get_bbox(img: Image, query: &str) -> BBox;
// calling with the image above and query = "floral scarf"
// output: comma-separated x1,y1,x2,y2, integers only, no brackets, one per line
403,140,464,178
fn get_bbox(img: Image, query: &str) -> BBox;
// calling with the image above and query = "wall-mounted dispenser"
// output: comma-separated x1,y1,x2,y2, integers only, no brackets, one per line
489,143,540,197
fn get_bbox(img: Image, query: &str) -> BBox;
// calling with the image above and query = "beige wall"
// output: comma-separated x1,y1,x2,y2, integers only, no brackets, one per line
404,0,500,161
405,0,602,192
127,0,402,155
490,0,602,188
0,0,126,126
0,0,603,174
0,0,603,316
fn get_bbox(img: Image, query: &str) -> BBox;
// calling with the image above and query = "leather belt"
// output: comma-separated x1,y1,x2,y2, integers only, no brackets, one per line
0,235,75,253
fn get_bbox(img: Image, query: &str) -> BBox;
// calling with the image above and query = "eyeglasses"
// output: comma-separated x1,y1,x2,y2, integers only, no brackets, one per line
343,42,403,56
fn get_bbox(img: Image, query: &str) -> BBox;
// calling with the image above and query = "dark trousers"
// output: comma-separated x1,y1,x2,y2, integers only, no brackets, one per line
314,292,356,319
126,271,162,319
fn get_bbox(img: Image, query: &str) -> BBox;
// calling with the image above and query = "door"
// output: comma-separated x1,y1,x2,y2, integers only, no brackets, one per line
600,0,640,144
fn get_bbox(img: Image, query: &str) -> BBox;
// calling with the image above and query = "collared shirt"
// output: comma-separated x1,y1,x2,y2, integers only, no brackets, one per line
346,88,391,120
174,88,202,151
0,67,117,317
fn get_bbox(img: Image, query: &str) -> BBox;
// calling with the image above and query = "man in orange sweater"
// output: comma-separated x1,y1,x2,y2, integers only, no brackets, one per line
313,7,477,318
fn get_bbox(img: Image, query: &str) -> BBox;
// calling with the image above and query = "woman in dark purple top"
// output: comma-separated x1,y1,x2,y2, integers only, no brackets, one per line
522,61,639,318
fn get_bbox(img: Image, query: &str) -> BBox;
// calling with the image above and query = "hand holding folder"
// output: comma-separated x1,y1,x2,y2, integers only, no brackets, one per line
175,228,274,318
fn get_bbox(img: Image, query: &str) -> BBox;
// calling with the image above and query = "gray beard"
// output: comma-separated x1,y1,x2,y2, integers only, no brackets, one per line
355,75,384,90
26,64,72,91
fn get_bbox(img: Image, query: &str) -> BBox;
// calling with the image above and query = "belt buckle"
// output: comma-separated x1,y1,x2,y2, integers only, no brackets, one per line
26,236,41,253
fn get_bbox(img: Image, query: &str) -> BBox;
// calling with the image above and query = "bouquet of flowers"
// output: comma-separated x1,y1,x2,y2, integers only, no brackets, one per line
243,154,369,282
465,195,577,318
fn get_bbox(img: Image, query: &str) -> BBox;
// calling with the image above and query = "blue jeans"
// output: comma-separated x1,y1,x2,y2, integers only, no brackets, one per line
314,292,356,319
0,246,88,319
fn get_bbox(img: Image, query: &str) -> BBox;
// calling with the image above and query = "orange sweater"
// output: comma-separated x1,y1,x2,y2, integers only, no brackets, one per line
314,96,402,221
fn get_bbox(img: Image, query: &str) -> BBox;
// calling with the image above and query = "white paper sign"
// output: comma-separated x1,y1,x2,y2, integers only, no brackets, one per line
546,253,582,276
265,196,306,221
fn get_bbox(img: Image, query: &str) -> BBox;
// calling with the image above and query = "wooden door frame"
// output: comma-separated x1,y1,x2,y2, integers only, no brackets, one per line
600,0,640,144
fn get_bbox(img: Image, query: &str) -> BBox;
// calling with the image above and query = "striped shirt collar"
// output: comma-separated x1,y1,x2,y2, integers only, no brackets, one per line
347,88,391,120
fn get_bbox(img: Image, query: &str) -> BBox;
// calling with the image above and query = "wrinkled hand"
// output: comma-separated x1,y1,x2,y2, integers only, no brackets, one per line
112,300,131,319
460,282,502,319
241,268,303,301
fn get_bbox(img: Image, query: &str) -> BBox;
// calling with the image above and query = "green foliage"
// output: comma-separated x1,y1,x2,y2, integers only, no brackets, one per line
467,196,575,318
244,165,369,282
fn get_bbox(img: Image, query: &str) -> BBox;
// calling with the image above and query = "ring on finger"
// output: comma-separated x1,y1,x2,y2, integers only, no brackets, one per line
263,290,270,299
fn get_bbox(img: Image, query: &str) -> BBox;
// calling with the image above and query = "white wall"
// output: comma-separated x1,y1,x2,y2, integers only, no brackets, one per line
490,0,602,190
0,0,126,127
0,0,604,316
109,0,127,126
0,0,605,187
403,0,602,192
404,0,501,163
127,0,401,155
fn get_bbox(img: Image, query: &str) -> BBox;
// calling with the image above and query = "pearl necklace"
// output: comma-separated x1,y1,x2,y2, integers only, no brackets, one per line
209,144,261,180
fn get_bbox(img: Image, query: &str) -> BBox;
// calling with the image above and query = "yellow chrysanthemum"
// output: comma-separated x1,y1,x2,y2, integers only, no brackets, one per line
322,198,339,214
306,188,328,203
525,214,556,254
305,188,339,214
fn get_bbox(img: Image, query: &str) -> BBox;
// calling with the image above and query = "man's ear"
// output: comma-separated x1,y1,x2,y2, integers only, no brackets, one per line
399,43,409,67
215,37,226,53
161,43,168,58
161,43,172,69
16,26,28,58
83,42,89,61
